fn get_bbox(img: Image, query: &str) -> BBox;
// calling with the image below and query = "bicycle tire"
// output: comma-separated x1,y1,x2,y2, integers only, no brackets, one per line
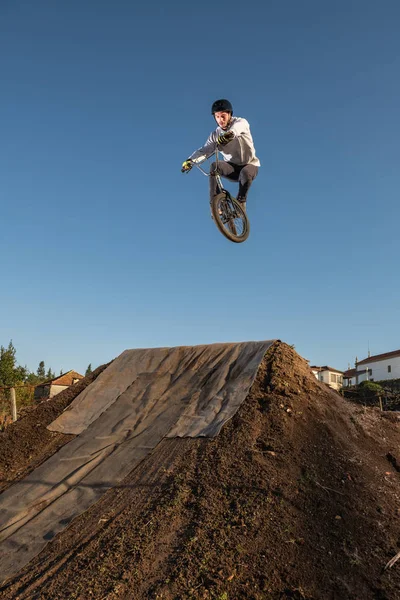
211,193,250,243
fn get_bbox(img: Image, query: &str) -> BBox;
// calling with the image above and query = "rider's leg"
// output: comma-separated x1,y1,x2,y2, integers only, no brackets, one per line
209,161,239,203
237,165,259,209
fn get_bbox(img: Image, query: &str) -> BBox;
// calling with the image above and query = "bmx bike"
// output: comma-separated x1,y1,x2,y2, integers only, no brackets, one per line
191,151,250,243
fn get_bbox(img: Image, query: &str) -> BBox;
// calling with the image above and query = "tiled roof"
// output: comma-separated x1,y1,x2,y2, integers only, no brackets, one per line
310,365,344,374
38,370,84,387
343,368,357,378
357,349,400,366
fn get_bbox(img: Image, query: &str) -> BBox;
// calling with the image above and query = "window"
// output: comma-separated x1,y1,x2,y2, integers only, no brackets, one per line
388,365,391,373
368,369,372,376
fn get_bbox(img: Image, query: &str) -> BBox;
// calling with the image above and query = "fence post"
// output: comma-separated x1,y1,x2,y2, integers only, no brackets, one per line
379,396,383,412
10,387,17,421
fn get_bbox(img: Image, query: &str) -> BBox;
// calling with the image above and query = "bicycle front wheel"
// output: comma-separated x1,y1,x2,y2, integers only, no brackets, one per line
211,193,250,243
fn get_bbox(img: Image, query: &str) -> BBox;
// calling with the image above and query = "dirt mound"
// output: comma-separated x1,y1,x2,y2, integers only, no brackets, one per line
0,363,109,493
0,342,399,599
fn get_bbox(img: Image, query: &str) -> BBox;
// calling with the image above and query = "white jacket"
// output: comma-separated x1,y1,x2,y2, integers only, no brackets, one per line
189,117,260,167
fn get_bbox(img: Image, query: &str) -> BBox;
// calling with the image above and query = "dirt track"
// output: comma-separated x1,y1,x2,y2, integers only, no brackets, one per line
0,342,399,599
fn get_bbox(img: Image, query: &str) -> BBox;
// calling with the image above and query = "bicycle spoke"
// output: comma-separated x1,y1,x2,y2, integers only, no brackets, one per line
212,193,249,242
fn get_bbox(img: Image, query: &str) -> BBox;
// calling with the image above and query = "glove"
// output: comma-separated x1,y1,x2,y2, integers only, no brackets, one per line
181,159,193,173
217,130,235,146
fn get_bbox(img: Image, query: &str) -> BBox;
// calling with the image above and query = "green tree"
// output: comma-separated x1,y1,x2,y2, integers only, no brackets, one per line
358,380,384,398
85,363,93,376
26,371,40,385
46,368,55,380
15,364,28,382
0,341,18,387
37,361,46,380
0,342,37,415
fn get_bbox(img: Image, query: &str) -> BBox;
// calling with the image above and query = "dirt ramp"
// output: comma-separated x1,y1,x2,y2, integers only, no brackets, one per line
0,341,274,585
48,341,274,436
0,342,399,599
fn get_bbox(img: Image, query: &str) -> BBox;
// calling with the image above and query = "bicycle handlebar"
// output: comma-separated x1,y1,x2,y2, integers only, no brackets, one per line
191,149,220,177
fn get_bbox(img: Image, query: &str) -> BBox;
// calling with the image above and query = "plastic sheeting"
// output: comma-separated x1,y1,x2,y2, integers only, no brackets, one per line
0,341,274,583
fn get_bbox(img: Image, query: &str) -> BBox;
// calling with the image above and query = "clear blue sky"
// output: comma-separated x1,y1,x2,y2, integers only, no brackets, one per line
2,0,400,376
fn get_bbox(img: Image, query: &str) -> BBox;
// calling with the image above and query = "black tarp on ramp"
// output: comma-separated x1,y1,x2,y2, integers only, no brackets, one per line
0,341,274,583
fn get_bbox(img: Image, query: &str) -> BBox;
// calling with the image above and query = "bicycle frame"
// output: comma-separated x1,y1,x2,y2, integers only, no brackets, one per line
190,150,250,242
192,151,225,195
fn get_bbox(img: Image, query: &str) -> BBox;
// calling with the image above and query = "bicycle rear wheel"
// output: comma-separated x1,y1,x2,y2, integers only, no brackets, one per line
211,193,250,243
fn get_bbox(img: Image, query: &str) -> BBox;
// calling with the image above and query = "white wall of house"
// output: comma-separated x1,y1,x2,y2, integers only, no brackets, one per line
314,369,343,391
357,371,368,383
317,371,329,384
328,372,343,391
358,356,400,382
49,384,69,398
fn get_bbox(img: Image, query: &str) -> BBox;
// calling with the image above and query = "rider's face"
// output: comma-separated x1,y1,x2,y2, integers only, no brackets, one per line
214,111,232,130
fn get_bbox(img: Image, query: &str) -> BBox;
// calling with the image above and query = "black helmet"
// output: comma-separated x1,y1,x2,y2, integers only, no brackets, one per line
211,99,233,115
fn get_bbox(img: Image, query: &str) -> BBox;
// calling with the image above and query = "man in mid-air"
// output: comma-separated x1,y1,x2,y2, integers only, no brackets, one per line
181,99,260,213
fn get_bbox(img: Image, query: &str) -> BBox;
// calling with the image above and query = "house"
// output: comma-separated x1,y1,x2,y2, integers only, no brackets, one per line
343,367,358,387
350,349,400,384
310,366,344,391
34,370,84,401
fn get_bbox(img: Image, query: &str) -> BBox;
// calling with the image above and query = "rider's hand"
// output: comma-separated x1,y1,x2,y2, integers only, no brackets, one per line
181,159,193,173
217,131,235,146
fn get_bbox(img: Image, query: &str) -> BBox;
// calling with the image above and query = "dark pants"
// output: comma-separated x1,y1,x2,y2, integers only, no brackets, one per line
209,162,258,203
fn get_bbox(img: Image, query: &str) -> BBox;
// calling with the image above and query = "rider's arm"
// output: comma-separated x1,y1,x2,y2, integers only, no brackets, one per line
227,117,251,138
189,132,217,163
